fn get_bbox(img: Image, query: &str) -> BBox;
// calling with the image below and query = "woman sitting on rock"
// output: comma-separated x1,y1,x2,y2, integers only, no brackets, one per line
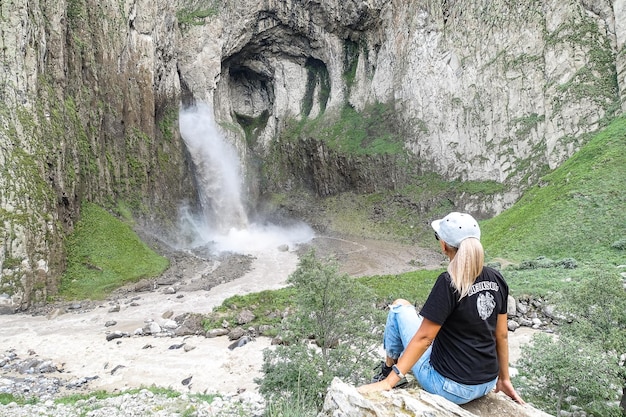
358,212,524,405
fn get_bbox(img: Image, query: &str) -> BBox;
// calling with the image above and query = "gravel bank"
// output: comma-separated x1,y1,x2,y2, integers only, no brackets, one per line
0,388,265,417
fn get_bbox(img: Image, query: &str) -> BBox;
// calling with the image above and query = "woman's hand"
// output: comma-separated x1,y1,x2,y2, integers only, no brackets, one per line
357,380,393,394
495,378,525,404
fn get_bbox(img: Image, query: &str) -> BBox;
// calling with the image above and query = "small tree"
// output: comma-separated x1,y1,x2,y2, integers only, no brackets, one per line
517,333,621,416
515,271,626,416
559,271,626,416
257,250,384,411
558,271,626,355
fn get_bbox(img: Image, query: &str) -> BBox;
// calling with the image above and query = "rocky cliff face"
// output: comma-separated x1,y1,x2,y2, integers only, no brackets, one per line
1,0,625,308
179,0,626,215
189,1,625,164
0,0,196,309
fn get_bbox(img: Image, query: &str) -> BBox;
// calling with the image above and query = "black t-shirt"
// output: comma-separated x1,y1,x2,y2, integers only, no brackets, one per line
419,266,508,385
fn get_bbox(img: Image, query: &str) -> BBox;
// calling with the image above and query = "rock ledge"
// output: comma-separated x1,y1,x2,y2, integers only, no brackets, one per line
318,378,553,417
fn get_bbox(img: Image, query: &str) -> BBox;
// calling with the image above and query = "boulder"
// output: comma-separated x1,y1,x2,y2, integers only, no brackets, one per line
318,378,553,417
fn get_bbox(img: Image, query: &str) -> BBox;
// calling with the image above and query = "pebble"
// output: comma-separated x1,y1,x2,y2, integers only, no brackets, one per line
0,339,268,416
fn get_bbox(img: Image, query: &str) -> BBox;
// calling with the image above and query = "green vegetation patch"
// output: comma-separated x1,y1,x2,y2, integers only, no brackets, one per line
45,386,221,416
66,0,84,30
499,264,592,299
235,110,270,147
158,105,178,143
511,113,545,140
176,0,220,27
286,103,405,156
315,173,506,245
204,287,296,333
481,116,626,265
0,393,38,406
358,269,441,306
302,58,331,117
322,104,404,154
343,39,360,90
54,386,203,405
55,390,123,405
60,202,169,300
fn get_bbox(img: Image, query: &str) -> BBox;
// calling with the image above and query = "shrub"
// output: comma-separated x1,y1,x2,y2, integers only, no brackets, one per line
516,333,622,416
611,238,626,250
556,258,577,269
557,271,626,353
257,251,384,410
514,256,577,270
515,271,626,416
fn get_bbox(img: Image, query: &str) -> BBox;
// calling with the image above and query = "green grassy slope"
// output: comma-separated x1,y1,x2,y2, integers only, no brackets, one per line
364,117,626,301
60,202,169,300
481,116,626,266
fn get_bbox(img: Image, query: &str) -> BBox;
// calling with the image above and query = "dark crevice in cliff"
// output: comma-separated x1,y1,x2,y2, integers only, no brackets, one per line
303,57,330,117
178,69,195,109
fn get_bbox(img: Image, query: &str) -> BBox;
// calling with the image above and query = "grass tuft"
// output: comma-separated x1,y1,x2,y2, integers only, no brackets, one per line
0,393,38,405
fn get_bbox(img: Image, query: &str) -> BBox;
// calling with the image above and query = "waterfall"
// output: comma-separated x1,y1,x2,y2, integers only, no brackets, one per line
177,103,314,254
179,103,248,233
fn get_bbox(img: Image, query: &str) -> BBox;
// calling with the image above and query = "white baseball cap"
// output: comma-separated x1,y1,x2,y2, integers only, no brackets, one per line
431,212,481,248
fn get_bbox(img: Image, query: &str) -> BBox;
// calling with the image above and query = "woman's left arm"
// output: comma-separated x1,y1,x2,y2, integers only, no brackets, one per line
494,313,525,404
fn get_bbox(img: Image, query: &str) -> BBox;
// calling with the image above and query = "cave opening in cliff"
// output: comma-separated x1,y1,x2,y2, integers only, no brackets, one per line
303,57,330,117
176,103,314,255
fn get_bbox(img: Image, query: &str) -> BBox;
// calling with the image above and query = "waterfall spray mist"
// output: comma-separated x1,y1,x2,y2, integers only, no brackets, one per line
177,103,314,254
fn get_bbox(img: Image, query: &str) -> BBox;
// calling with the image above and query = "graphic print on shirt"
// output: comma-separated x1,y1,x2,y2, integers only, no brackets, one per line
477,292,496,320
468,281,499,296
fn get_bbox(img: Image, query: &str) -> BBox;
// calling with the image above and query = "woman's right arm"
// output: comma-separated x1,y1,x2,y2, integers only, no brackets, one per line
494,313,525,404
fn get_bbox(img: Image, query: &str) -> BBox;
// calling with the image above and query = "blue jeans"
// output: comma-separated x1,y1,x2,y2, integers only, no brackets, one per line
383,303,497,404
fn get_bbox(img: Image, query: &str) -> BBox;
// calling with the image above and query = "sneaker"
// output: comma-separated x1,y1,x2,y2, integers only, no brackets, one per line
371,361,393,383
371,361,409,388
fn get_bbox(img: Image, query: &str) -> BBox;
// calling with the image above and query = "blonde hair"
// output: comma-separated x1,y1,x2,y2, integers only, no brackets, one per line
446,238,484,299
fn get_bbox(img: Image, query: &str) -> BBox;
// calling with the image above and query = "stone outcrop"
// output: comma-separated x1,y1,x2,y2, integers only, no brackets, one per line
2,0,626,307
319,377,553,417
